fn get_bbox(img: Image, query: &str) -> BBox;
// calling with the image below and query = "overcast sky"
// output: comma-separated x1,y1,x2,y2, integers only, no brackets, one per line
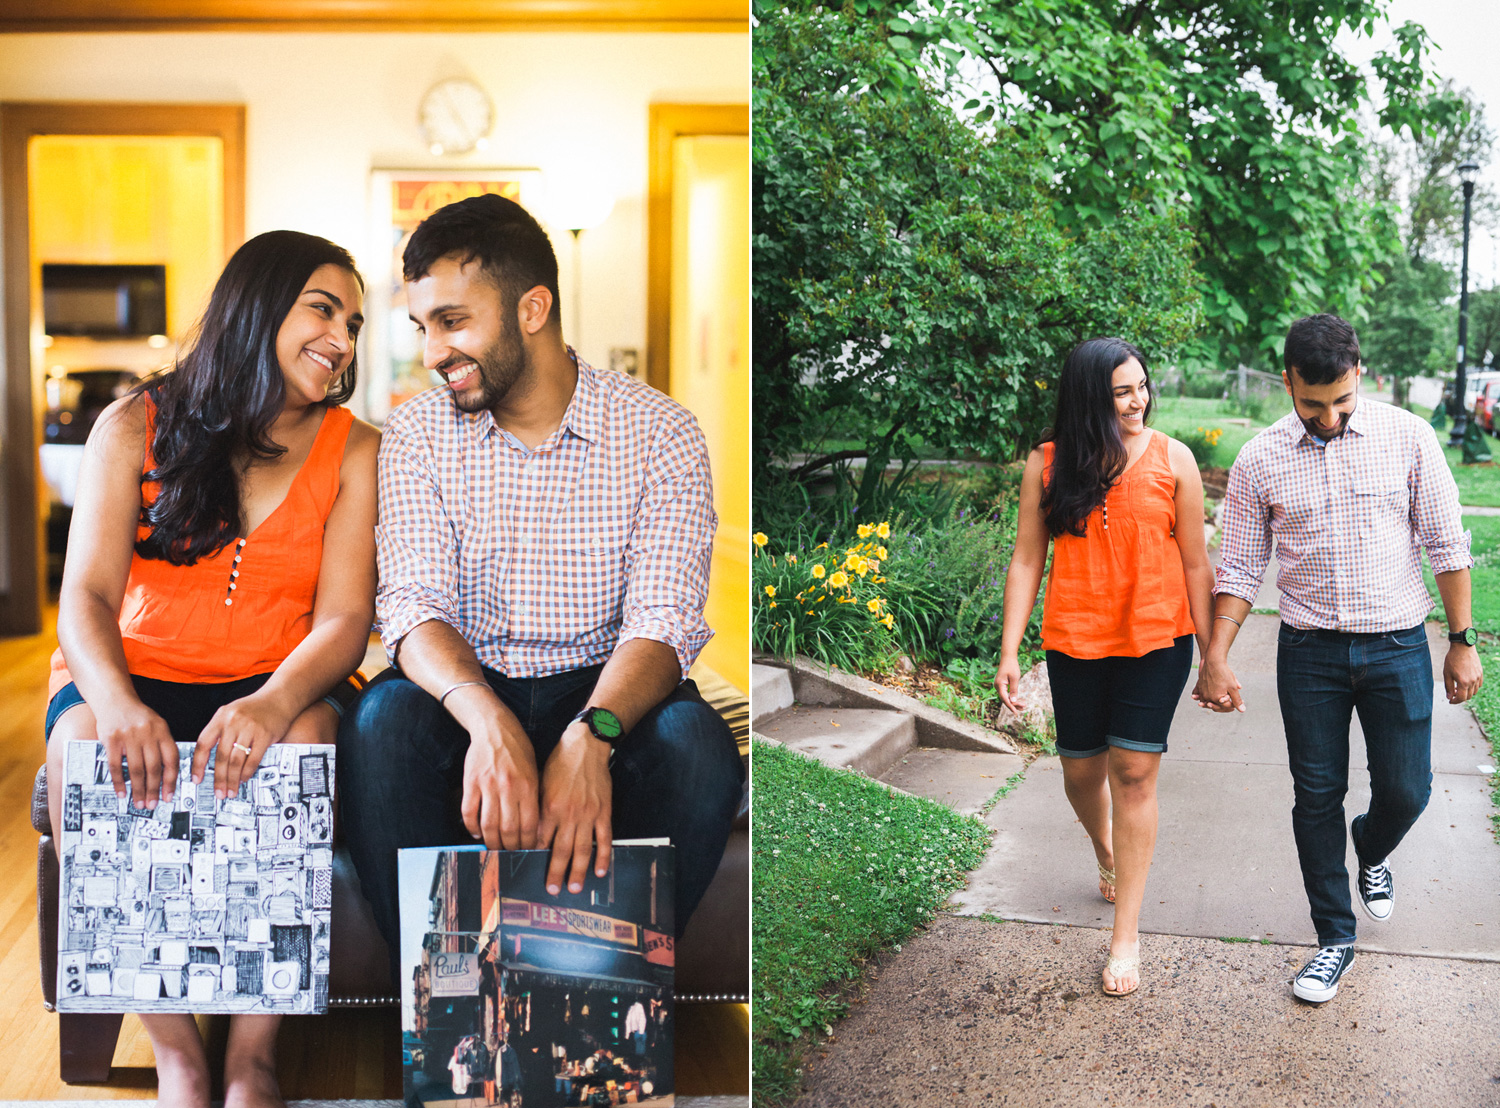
1342,0,1500,286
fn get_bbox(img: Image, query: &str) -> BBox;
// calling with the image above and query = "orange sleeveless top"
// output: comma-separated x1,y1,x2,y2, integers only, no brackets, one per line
1039,430,1195,659
50,400,355,695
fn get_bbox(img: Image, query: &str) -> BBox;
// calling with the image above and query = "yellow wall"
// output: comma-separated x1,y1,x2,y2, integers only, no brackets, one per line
30,134,224,345
669,134,749,692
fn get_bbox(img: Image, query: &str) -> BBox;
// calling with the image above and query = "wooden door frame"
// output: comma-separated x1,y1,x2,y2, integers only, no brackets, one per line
0,101,244,635
645,102,748,395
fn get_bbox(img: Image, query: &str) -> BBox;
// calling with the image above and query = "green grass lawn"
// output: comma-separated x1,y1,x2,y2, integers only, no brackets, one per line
751,740,990,1106
1150,394,1289,469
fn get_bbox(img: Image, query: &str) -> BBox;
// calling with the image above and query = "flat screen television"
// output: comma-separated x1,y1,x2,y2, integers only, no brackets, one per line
42,263,167,337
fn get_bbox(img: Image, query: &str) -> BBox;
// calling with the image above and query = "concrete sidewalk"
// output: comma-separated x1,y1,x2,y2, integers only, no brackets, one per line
952,616,1500,959
794,614,1500,1105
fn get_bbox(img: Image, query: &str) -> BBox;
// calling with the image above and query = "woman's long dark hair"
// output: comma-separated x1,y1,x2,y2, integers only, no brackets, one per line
135,230,363,564
1038,337,1151,537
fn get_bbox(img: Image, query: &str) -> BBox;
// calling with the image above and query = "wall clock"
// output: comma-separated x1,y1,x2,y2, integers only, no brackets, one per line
418,78,493,156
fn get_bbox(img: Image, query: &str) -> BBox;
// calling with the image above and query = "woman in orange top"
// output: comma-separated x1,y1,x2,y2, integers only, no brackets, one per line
995,338,1213,997
44,231,378,1105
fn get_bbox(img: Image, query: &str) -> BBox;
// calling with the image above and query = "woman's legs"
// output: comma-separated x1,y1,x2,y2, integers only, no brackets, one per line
1102,747,1163,993
224,1014,285,1108
1058,752,1114,900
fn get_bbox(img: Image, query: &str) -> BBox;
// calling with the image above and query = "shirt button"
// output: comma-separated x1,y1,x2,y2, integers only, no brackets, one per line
224,598,233,607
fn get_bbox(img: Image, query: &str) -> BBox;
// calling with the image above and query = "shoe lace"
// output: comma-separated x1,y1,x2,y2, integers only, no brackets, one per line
1303,947,1347,981
1361,862,1392,897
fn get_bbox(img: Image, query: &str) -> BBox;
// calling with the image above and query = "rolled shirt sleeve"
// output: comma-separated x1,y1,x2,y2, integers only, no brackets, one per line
374,409,463,662
617,416,716,677
1213,447,1273,605
1411,422,1473,575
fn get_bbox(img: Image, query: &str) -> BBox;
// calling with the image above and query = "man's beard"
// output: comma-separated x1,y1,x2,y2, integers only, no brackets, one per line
442,330,529,414
1298,408,1352,441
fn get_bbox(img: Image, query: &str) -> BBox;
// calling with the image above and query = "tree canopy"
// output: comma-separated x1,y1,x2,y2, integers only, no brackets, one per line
753,6,1201,476
810,0,1465,369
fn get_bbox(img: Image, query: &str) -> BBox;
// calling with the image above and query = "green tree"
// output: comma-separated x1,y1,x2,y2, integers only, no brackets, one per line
753,6,1200,486
812,0,1464,370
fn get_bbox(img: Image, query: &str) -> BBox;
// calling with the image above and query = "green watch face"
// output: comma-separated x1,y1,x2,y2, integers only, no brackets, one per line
1463,627,1479,647
589,708,623,739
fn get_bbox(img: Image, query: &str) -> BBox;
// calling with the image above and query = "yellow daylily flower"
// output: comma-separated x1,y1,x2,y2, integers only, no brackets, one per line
828,571,849,588
753,532,768,548
866,598,882,613
857,523,874,538
876,522,891,539
811,563,826,579
880,613,895,629
764,585,776,598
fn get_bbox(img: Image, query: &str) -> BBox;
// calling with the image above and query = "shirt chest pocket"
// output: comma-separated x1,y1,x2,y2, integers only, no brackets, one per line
1351,477,1407,535
545,513,633,621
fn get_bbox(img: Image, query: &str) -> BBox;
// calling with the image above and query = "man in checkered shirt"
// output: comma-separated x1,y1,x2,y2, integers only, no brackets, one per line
1194,313,1483,1005
340,195,744,962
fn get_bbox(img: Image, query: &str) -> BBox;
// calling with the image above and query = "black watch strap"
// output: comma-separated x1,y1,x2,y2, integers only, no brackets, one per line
1450,627,1479,647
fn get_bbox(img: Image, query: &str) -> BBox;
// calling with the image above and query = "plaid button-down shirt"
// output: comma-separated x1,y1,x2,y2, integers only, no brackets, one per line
1214,399,1471,632
375,354,716,678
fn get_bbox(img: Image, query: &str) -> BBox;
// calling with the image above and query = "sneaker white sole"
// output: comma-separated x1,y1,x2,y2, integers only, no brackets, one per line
1291,976,1341,1003
1360,897,1393,922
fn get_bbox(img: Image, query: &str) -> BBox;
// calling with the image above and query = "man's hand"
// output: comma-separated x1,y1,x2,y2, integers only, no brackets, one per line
1192,656,1245,713
537,724,613,896
1444,644,1484,704
461,725,541,851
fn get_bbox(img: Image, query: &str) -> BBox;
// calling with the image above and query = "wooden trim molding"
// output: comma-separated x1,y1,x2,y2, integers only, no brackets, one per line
0,102,244,635
0,0,748,32
645,102,748,395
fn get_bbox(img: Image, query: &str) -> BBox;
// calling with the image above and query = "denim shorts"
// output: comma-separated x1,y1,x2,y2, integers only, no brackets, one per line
45,672,362,743
1045,635,1194,757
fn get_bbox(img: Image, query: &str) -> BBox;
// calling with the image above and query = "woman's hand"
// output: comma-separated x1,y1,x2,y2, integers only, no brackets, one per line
193,692,296,798
995,655,1026,714
95,697,179,809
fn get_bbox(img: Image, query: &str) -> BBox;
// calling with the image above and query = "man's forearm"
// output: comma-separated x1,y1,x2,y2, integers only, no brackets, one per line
394,618,522,738
586,638,682,734
1206,593,1254,660
1435,569,1474,633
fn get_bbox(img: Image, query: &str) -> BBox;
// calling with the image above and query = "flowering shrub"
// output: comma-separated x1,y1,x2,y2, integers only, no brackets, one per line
1179,425,1224,468
752,523,906,671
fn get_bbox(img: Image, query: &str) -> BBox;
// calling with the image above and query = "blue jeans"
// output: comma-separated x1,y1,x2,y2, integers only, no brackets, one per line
338,663,744,972
1276,623,1433,947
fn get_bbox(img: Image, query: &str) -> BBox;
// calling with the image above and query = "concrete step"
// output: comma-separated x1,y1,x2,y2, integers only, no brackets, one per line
875,747,1027,816
751,663,793,728
755,705,916,777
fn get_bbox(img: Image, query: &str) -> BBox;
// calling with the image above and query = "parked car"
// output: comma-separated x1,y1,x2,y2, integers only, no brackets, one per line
1473,378,1500,434
1463,370,1500,415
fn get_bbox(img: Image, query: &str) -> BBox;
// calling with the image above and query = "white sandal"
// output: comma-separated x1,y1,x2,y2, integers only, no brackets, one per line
1103,951,1140,997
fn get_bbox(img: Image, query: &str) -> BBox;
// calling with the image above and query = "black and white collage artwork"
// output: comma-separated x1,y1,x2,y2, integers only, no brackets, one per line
56,740,335,1014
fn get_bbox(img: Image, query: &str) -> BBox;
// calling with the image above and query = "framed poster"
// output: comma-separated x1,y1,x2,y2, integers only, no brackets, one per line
364,169,539,423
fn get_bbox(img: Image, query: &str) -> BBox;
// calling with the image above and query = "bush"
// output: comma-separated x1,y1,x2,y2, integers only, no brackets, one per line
1179,425,1224,468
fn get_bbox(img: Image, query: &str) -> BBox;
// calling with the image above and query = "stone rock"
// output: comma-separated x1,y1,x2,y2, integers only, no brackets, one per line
994,659,1052,737
896,655,916,674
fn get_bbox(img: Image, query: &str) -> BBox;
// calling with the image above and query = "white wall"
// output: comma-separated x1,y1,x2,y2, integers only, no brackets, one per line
0,30,748,397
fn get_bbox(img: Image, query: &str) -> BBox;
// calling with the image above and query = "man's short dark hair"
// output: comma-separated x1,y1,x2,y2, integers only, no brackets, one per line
1284,313,1361,386
402,193,560,315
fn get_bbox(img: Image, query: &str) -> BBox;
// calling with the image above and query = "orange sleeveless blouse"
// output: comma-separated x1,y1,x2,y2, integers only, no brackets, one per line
49,400,355,696
1039,430,1195,659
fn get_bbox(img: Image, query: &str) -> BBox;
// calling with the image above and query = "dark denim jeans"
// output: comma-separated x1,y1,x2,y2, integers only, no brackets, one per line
1276,623,1433,947
338,663,744,973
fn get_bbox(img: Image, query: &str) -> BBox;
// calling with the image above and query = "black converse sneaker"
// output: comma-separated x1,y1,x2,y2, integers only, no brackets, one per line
1358,859,1394,921
1292,945,1354,1003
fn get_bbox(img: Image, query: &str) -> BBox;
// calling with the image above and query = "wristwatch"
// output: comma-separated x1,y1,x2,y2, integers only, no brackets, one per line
572,705,625,744
1449,627,1479,647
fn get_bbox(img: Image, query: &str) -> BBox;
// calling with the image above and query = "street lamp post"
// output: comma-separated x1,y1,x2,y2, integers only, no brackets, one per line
1448,160,1480,450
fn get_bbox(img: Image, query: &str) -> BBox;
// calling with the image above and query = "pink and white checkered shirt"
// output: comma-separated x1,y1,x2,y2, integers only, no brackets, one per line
1214,399,1471,632
375,353,716,678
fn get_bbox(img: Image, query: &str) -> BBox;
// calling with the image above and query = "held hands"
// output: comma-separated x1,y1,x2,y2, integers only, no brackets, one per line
538,724,613,897
96,697,178,809
1192,657,1245,713
995,655,1025,714
1444,644,1484,704
192,691,296,799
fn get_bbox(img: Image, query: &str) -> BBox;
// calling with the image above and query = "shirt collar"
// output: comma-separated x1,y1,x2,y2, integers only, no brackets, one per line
463,347,606,448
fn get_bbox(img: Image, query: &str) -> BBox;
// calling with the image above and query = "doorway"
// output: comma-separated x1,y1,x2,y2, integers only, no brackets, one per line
0,102,244,635
647,104,749,692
